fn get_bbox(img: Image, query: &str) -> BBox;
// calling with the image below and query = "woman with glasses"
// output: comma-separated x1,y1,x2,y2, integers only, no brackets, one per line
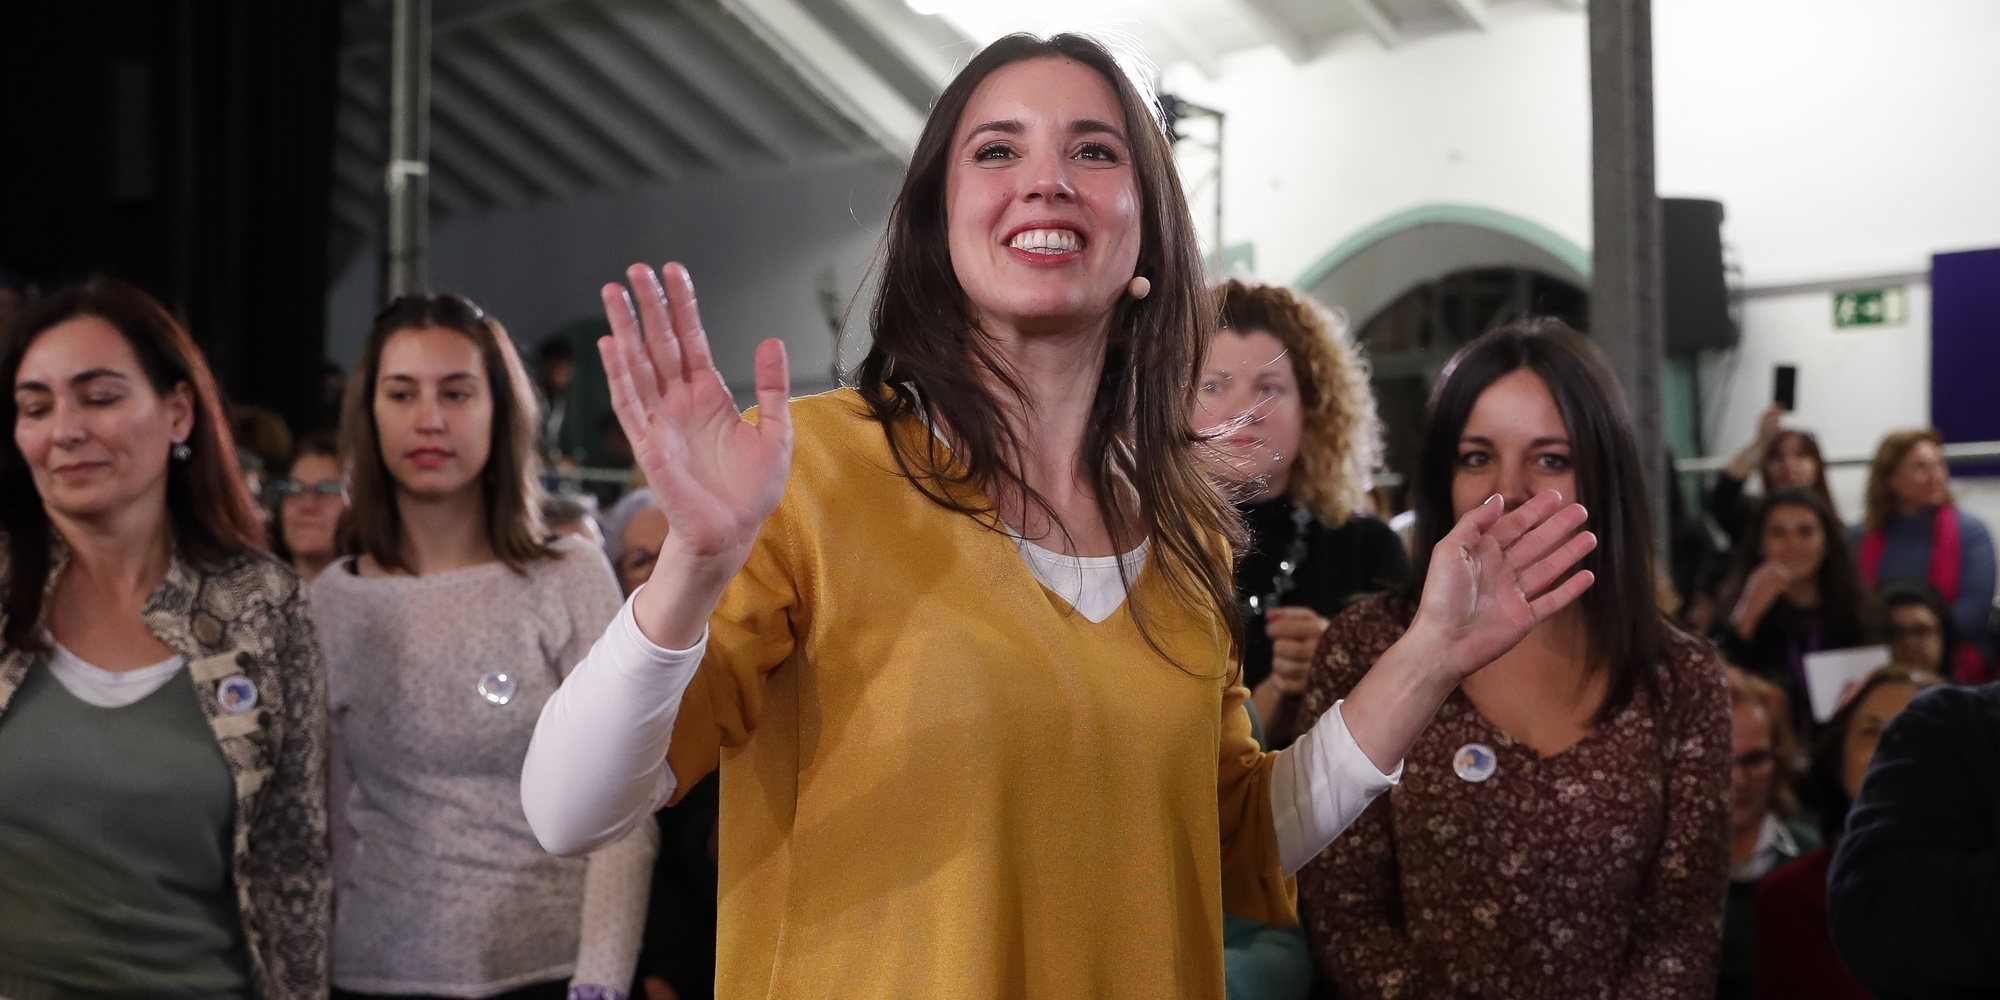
1717,667,1815,1000
272,432,344,583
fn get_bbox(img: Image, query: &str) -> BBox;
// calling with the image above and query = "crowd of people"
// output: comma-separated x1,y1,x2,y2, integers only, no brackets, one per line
1,29,1996,1000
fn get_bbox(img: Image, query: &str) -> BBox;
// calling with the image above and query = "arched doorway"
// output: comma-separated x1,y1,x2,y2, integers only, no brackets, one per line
1296,205,1591,502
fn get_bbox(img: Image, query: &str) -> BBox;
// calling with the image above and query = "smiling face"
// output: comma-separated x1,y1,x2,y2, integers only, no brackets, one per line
12,316,192,524
1758,501,1827,581
943,56,1143,339
371,325,493,502
1195,330,1303,501
1450,368,1578,519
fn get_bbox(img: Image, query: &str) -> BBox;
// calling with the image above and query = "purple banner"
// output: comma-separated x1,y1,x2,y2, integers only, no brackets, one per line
1932,248,2000,477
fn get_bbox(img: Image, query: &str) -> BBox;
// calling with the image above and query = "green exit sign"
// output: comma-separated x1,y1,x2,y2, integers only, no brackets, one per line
1834,287,1907,328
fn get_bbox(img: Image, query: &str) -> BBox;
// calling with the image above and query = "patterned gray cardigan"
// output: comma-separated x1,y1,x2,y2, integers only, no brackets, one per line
0,542,330,998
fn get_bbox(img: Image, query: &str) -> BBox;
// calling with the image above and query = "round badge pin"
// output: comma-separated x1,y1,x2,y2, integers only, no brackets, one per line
216,675,259,715
1453,742,1498,783
477,672,518,706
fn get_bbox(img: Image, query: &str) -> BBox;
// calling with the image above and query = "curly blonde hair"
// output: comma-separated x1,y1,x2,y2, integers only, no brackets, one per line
1862,428,1953,534
1214,278,1383,528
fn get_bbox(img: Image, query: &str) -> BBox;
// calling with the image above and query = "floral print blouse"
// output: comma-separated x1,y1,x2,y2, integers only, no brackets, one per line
1297,594,1731,999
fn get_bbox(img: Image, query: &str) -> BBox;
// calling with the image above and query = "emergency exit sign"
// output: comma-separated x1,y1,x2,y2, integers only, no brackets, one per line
1834,287,1907,328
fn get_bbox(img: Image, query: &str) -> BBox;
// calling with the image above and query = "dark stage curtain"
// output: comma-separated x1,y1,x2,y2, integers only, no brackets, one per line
0,0,342,435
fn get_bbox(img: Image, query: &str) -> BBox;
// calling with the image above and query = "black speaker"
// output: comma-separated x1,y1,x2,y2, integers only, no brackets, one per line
1663,197,1736,355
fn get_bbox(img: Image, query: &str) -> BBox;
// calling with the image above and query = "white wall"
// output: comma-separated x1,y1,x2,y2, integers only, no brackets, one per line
1702,286,1931,520
325,154,905,395
1160,0,2000,485
1162,6,1593,289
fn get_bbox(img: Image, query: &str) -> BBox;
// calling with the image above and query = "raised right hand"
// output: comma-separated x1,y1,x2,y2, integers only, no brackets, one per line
600,262,793,585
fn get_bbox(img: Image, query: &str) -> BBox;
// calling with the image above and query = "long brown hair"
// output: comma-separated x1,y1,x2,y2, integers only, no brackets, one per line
1720,486,1876,644
1213,278,1381,528
339,293,554,574
1763,428,1836,520
1405,318,1669,723
1861,428,1951,535
1,278,266,651
851,33,1240,667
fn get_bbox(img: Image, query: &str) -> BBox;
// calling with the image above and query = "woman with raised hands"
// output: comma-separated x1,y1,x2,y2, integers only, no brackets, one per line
1293,320,1732,999
521,33,1595,1000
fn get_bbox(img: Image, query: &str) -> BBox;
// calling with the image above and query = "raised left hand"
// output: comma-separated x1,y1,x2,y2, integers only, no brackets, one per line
1407,490,1597,683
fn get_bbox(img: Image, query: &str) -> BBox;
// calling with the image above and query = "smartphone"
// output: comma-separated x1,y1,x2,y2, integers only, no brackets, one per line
1773,365,1798,412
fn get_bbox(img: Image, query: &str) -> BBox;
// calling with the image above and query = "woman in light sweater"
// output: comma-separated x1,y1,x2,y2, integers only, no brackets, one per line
315,293,654,1000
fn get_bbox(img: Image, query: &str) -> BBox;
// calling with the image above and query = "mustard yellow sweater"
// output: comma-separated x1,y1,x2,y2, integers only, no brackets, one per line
667,389,1290,999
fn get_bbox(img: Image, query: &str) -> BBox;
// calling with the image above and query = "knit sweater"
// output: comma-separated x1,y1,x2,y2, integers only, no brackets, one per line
638,389,1303,999
313,536,655,996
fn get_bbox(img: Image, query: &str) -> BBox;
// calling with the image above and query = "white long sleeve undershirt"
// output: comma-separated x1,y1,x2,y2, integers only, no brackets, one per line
522,587,1400,875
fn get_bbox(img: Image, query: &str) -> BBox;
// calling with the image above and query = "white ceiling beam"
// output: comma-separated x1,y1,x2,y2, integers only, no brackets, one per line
1442,0,1492,31
1234,0,1315,64
829,0,964,89
472,19,691,187
713,0,926,157
446,30,644,191
336,72,496,213
582,0,802,164
1549,0,1587,10
1347,0,1402,49
427,56,588,199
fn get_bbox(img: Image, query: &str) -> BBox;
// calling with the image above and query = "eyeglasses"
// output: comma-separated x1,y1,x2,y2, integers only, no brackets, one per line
274,478,344,498
1732,749,1775,772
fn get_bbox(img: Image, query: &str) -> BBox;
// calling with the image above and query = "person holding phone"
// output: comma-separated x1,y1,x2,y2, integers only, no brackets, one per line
1707,367,1836,552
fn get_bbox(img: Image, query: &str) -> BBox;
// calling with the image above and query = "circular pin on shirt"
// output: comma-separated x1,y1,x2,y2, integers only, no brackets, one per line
477,672,518,706
216,675,259,715
1453,742,1498,783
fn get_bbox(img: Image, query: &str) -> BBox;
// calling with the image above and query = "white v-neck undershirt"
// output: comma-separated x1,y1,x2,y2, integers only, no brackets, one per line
904,387,1148,623
47,642,187,708
1013,535,1149,624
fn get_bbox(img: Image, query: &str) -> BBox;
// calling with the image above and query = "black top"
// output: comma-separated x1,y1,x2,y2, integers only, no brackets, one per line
1707,472,1756,550
1233,499,1410,693
1713,598,1866,738
1828,682,2000,998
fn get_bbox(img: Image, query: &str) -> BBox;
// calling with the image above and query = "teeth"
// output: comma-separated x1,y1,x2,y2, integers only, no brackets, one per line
1008,228,1081,253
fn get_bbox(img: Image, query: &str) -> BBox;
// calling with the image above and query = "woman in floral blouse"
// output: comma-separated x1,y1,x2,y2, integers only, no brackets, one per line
1296,318,1732,999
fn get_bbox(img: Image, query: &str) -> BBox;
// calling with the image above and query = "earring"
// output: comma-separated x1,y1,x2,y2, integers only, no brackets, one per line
171,440,192,462
1126,276,1151,300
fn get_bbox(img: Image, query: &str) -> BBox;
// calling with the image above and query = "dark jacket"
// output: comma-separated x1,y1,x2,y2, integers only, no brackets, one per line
1234,500,1408,693
1828,682,2000,998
